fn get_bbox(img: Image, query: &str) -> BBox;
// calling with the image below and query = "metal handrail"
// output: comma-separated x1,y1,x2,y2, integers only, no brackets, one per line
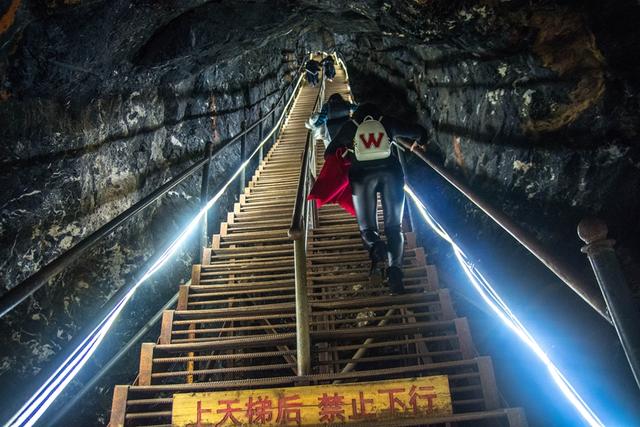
396,138,611,323
0,61,306,319
288,77,325,239
288,65,325,377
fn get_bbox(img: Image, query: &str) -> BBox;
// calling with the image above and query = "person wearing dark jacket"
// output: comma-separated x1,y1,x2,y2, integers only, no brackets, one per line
321,55,336,81
305,59,320,86
314,93,358,142
325,103,428,293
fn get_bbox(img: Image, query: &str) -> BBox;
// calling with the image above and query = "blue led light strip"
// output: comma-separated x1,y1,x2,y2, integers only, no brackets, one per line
5,74,305,427
404,184,604,427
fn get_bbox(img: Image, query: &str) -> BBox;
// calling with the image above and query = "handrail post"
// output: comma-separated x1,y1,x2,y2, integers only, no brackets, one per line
258,110,264,163
293,235,310,376
578,218,640,390
289,128,316,377
271,102,277,149
397,147,416,232
196,141,213,263
239,120,247,192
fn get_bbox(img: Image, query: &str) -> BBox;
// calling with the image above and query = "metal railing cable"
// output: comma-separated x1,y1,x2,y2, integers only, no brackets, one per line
0,61,306,320
4,67,307,427
403,185,605,427
394,139,610,323
45,289,180,427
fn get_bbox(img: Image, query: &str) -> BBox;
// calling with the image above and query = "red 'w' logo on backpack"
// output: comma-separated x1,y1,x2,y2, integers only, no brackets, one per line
353,116,391,161
359,132,384,149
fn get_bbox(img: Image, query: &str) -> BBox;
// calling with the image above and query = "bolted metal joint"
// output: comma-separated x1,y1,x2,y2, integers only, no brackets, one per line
578,218,616,255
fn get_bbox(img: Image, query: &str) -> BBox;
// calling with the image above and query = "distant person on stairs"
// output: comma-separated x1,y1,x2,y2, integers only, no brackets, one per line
324,103,428,294
307,93,358,148
305,58,320,87
321,55,336,81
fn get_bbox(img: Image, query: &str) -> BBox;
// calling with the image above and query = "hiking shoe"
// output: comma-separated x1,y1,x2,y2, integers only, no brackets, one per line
387,266,405,295
369,241,387,264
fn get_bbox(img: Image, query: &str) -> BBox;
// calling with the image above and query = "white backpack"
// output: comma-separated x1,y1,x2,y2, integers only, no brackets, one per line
352,116,391,161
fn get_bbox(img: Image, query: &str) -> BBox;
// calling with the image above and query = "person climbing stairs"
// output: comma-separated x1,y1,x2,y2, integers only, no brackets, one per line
109,58,527,427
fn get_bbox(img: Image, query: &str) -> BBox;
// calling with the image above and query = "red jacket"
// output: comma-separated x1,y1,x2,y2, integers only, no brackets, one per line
307,147,355,216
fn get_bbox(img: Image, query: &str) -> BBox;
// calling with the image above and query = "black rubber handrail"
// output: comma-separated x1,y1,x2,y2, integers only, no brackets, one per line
0,61,306,319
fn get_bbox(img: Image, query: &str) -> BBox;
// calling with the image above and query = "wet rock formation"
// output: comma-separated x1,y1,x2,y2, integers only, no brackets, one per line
0,0,304,423
1,0,639,425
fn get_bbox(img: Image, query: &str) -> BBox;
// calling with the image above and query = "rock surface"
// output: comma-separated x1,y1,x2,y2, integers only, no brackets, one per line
1,0,639,425
0,0,308,423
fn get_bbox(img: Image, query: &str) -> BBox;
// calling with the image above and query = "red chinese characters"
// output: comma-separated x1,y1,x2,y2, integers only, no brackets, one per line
379,386,439,415
275,394,303,425
195,400,212,427
408,385,437,413
215,399,242,427
378,388,407,414
318,393,346,423
203,384,440,426
349,391,374,420
246,396,273,424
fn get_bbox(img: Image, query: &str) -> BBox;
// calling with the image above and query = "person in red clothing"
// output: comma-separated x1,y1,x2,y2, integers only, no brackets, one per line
324,103,428,294
308,145,355,216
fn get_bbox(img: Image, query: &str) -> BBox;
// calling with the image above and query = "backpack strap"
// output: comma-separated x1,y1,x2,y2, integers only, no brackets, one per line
375,115,403,150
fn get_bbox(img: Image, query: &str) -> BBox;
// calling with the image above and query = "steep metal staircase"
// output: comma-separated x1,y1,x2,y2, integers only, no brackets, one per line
109,60,527,427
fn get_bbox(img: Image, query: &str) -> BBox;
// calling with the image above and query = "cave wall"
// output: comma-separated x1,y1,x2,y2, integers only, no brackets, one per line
324,0,640,292
0,0,307,422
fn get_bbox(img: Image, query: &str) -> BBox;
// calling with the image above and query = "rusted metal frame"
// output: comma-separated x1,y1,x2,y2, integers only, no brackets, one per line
152,362,297,379
397,139,611,323
578,218,640,391
154,349,296,364
130,356,492,392
170,322,296,338
325,335,460,353
332,309,396,384
108,386,128,427
403,307,434,366
256,318,298,375
232,291,298,374
195,317,231,383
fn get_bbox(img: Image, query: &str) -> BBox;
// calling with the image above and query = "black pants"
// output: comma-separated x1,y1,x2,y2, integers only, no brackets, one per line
350,166,405,268
324,64,336,80
306,71,319,86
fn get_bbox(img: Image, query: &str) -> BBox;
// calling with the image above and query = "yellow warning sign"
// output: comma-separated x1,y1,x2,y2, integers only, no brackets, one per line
172,376,452,426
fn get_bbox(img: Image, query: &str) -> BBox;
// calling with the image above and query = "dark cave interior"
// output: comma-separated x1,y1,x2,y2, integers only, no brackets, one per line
1,0,640,426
